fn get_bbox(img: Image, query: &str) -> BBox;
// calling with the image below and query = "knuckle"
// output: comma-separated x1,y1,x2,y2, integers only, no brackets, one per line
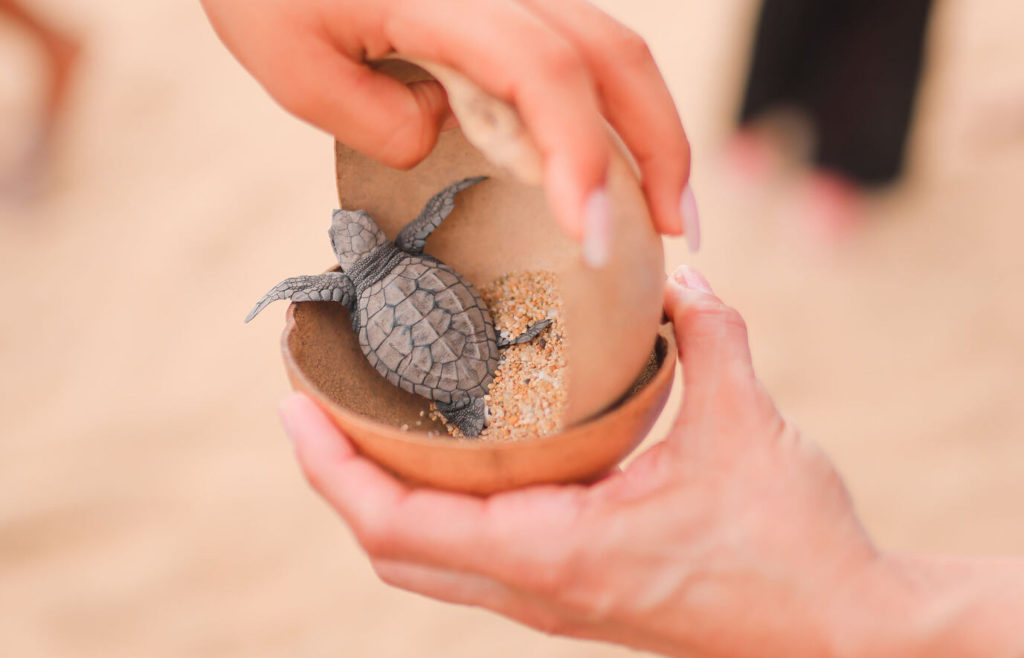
686,299,747,333
523,539,616,631
609,27,653,67
487,487,589,603
530,560,572,598
525,538,588,605
500,543,575,602
535,40,587,84
508,545,573,600
718,304,749,337
354,516,394,556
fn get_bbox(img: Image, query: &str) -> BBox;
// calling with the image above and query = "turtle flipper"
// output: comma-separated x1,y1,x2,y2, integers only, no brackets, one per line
497,319,552,349
245,272,355,322
395,176,487,255
436,397,487,438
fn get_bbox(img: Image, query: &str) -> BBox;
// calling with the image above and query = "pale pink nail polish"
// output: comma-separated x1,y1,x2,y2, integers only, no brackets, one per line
278,396,301,445
582,188,611,269
680,184,701,253
671,264,713,293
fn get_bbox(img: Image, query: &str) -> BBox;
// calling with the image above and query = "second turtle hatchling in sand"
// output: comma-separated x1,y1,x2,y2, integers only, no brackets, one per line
246,177,551,437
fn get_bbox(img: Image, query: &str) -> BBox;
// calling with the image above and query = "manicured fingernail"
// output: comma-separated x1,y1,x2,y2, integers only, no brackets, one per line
680,184,701,253
671,264,713,293
582,188,611,269
278,395,301,445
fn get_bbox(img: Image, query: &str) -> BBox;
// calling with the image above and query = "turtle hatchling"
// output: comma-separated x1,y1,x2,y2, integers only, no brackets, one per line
246,176,551,437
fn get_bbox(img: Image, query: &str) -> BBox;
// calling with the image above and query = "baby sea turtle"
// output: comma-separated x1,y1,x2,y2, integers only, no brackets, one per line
245,176,551,437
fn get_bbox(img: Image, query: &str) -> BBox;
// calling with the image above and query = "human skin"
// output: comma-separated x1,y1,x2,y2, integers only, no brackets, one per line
279,266,1024,657
199,0,701,258
0,0,79,124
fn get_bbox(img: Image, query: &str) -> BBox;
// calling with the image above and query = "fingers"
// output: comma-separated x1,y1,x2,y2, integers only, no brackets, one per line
384,0,610,242
513,0,692,240
662,265,760,414
280,393,483,569
370,559,588,638
271,43,451,169
279,393,582,591
279,392,410,531
201,0,452,169
205,0,694,250
371,558,516,610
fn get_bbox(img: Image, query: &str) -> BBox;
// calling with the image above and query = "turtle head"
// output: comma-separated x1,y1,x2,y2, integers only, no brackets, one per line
329,209,388,271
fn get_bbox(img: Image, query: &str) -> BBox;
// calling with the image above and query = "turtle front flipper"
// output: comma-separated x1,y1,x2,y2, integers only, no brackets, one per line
245,272,355,322
497,319,552,349
436,397,487,438
395,176,487,255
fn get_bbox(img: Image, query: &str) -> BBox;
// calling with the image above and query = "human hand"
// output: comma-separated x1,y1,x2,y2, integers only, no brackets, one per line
278,264,880,657
200,0,699,255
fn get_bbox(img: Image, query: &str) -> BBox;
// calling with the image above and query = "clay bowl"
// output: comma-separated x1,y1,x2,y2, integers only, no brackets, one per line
282,301,676,495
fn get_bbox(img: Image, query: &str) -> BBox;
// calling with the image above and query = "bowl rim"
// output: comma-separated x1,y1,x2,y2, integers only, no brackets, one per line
281,299,676,452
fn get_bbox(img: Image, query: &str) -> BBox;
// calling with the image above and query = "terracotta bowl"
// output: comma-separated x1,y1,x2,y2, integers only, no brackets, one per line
282,299,677,495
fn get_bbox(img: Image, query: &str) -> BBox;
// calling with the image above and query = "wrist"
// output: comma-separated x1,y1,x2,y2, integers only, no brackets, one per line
827,551,1024,657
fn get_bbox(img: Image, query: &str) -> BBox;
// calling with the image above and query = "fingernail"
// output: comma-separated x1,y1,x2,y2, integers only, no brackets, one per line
582,188,611,269
680,184,701,253
278,395,301,445
671,264,713,293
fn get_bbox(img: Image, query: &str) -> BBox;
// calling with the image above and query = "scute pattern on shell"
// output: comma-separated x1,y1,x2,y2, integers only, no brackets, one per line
358,255,499,405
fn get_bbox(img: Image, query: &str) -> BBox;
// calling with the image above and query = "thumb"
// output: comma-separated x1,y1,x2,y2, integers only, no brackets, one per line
663,265,759,414
275,47,451,170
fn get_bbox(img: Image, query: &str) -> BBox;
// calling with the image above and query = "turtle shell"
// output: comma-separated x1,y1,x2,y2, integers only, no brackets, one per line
356,256,499,404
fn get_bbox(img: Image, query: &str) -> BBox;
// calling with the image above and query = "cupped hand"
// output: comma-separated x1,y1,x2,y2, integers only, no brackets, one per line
278,265,879,657
200,0,698,253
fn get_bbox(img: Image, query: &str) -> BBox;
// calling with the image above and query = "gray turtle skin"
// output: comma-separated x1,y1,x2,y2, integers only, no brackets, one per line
246,177,551,437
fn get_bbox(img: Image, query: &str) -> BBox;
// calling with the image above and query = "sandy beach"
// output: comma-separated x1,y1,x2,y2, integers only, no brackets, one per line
2,0,1024,656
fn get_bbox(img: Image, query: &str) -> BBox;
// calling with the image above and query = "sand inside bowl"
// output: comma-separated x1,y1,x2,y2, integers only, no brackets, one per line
428,270,567,441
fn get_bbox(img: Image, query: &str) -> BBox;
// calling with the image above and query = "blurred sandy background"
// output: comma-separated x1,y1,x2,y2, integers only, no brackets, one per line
2,0,1023,656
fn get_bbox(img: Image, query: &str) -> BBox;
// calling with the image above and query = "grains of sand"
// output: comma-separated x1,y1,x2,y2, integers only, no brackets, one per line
429,270,566,441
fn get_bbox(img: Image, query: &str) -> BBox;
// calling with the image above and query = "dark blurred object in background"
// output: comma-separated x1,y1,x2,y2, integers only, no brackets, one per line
730,0,935,237
0,0,79,200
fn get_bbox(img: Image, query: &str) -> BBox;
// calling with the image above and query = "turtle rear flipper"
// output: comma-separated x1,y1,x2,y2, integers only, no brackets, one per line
395,176,487,255
245,272,355,322
436,397,487,438
497,319,552,349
